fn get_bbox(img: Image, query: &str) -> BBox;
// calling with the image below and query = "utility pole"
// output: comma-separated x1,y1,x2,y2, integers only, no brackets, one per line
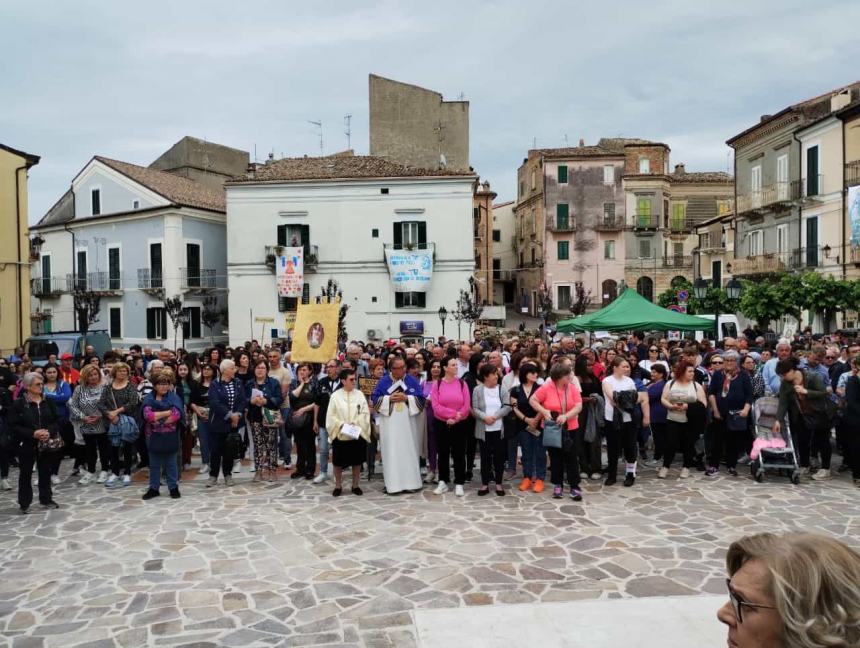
344,114,352,150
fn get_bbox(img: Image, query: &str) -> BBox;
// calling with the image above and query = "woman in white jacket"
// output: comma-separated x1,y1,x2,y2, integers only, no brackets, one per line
325,367,371,497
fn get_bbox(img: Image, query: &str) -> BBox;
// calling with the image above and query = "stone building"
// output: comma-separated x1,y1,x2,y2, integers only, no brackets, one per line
473,180,496,305
149,136,250,192
492,200,516,306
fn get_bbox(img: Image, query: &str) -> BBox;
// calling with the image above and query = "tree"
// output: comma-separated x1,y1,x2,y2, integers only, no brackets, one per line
202,295,224,345
568,281,592,317
457,280,483,339
656,278,731,316
772,273,805,329
738,280,783,328
798,272,856,333
318,279,349,344
163,295,186,351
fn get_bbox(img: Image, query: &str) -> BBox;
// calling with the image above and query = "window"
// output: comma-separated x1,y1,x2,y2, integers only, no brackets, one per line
717,199,732,216
475,253,482,270
519,181,524,197
638,238,652,258
671,203,686,229
301,282,310,304
636,196,652,226
751,165,762,207
557,241,569,260
604,240,615,260
556,203,569,229
558,165,568,184
149,243,162,288
776,223,789,257
806,145,819,196
636,276,654,302
557,285,571,310
132,199,140,210
712,261,722,288
805,216,818,267
530,248,536,266
700,233,711,250
146,307,168,340
40,254,51,294
186,243,201,287
109,307,122,339
492,258,501,280
776,154,789,200
492,229,501,242
748,230,762,256
277,224,311,257
531,207,536,235
603,202,615,222
395,292,426,308
76,250,87,291
380,188,389,195
393,221,427,249
91,188,101,216
182,307,202,339
108,247,121,290
603,165,614,185
639,157,650,174
372,228,379,238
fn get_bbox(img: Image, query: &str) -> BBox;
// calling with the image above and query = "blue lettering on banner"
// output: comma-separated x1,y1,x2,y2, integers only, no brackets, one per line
385,248,434,293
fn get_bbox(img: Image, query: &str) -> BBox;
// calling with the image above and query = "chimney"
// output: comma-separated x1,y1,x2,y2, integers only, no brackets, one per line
578,138,585,147
831,89,851,112
674,163,686,175
760,114,773,123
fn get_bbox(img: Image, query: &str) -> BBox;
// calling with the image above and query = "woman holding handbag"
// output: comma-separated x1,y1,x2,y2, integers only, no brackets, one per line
289,363,319,480
707,350,752,477
471,364,513,496
10,372,62,513
246,358,284,482
604,357,650,487
530,362,584,500
660,359,708,480
207,359,248,487
99,362,140,487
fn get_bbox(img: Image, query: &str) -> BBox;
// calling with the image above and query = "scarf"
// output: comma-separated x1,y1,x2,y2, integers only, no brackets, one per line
142,390,186,426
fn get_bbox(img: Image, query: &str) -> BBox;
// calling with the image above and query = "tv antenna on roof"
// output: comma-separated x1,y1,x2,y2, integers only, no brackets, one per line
308,120,323,155
344,114,352,150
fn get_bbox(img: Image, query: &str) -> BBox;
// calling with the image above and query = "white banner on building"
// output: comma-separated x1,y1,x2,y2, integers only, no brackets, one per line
384,248,433,293
276,247,304,298
849,185,860,247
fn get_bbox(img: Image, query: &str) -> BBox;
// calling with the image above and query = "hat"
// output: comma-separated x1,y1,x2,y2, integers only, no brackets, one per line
60,353,74,360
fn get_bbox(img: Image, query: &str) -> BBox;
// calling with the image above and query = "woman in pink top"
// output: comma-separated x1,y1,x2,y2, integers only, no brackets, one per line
429,357,472,496
530,363,584,501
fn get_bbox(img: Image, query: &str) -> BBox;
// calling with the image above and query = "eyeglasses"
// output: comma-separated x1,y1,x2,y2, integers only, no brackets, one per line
725,579,776,623
649,348,659,352
711,360,723,366
825,355,837,360
32,381,44,387
343,377,355,382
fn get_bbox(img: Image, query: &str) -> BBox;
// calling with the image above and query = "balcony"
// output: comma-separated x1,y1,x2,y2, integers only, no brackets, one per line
137,268,164,294
846,161,860,188
264,245,319,272
67,271,123,294
596,216,625,232
631,212,659,230
547,219,576,233
800,175,824,200
737,182,801,215
731,252,795,276
31,276,65,297
662,254,693,268
180,268,218,292
494,269,516,282
667,217,696,233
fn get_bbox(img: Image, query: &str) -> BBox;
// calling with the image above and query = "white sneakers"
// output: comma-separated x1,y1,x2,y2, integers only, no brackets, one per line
105,474,117,487
455,485,465,497
0,478,10,490
657,467,669,479
424,471,437,484
312,473,328,484
78,471,94,485
51,475,61,485
122,475,132,486
811,469,831,481
198,464,209,474
433,481,449,495
232,460,242,474
96,471,108,484
679,468,691,479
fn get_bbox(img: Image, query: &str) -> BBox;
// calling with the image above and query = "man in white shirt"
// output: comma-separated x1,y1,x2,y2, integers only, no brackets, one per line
457,344,471,378
761,340,792,395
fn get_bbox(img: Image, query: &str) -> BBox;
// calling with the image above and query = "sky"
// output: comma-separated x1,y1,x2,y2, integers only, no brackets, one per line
3,0,859,223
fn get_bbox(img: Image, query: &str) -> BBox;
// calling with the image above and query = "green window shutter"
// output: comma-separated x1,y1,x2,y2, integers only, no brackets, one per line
416,292,426,308
159,309,167,340
395,292,404,308
417,221,427,249
146,309,155,339
557,241,569,260
393,223,403,250
556,203,569,228
277,225,287,246
558,165,568,184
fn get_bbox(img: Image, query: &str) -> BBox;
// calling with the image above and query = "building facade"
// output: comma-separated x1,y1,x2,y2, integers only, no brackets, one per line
225,154,475,345
30,145,234,350
694,211,735,288
473,180,496,306
492,200,516,306
0,144,39,355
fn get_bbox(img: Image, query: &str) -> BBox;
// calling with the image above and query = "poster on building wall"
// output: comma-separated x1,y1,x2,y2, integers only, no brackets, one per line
276,247,304,297
384,248,433,292
849,185,860,247
290,302,339,362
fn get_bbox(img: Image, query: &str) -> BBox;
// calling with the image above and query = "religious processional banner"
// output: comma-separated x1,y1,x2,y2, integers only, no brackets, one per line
291,302,339,363
276,247,304,298
849,185,860,247
384,248,433,292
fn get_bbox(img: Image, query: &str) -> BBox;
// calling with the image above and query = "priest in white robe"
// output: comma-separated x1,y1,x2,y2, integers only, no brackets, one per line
371,357,425,494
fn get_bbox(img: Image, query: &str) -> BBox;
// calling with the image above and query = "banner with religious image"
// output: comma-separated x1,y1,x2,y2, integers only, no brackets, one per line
276,247,304,297
849,185,860,247
290,301,339,362
384,247,433,292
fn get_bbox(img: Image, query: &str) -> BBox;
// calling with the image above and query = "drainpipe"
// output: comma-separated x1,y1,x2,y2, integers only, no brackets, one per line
64,189,77,331
842,118,847,280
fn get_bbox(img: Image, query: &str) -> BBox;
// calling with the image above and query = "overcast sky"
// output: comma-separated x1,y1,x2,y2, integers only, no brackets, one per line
3,0,858,222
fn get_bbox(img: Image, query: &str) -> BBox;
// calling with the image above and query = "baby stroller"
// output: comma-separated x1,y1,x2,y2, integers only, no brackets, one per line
749,396,801,485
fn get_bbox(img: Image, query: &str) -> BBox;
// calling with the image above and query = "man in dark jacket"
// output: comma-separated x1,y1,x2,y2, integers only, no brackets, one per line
313,359,342,483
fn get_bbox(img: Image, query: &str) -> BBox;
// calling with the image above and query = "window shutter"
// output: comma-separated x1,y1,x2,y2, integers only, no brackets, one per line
417,221,427,249
277,225,287,247
160,309,167,340
556,203,569,227
182,309,190,340
300,225,310,257
278,296,289,312
558,165,568,184
146,309,155,339
191,307,201,338
301,283,310,304
395,292,404,308
393,223,403,250
416,292,426,308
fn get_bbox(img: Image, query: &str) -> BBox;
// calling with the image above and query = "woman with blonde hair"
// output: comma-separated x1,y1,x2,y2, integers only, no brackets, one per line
718,532,860,648
69,363,108,485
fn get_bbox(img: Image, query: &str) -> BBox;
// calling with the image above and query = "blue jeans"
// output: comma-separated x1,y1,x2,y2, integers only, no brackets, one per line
149,451,179,491
197,418,212,465
279,425,292,465
506,435,518,472
518,429,547,480
318,427,329,474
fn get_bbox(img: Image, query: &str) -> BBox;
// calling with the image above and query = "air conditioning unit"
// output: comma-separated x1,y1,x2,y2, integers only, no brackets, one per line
366,329,382,340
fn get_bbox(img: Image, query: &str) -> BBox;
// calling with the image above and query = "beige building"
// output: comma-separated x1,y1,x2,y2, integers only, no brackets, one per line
492,200,516,305
694,210,735,287
0,144,39,355
472,180,496,305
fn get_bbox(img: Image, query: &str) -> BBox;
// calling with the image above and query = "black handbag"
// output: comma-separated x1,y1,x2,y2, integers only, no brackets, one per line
288,409,311,431
225,430,243,456
726,410,749,432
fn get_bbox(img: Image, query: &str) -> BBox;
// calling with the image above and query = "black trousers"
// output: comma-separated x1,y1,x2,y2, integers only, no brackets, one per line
465,420,477,478
651,421,667,461
436,419,467,485
707,418,747,470
548,430,580,487
788,413,811,468
294,425,316,477
812,424,832,470
479,430,506,486
605,419,637,474
209,429,237,478
110,440,136,476
664,420,696,468
18,449,57,508
846,424,860,479
83,434,110,473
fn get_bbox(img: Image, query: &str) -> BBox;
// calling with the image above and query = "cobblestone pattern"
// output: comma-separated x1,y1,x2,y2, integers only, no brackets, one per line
1,463,857,647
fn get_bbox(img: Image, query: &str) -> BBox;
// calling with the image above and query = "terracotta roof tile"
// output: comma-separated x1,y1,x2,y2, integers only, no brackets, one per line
670,171,734,184
95,156,225,212
229,154,474,183
529,137,658,159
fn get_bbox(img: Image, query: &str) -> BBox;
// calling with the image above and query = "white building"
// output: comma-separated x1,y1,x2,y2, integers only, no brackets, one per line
492,200,516,306
225,154,476,345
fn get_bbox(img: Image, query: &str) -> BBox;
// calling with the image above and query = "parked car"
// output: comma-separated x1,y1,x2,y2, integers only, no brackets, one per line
24,331,112,367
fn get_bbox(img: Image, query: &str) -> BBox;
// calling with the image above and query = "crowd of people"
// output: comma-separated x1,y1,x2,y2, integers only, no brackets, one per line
1,326,859,514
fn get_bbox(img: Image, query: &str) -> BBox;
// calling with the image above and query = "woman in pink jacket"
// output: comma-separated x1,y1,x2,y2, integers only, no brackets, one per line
429,357,472,496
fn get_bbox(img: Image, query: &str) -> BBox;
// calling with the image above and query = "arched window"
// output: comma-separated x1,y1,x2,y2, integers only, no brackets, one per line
637,276,654,302
602,279,617,306
671,275,687,289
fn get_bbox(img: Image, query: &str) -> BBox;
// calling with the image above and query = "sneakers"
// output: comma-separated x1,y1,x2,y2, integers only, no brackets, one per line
644,459,660,467
570,487,583,501
122,475,132,486
105,474,117,487
198,464,209,474
433,481,449,495
518,477,532,492
679,467,691,479
552,485,563,499
623,473,635,487
737,454,751,465
811,469,831,481
312,473,328,484
727,467,738,477
142,489,160,500
532,479,545,493
657,467,669,479
799,467,810,476
579,472,589,480
604,474,617,486
78,471,93,485
206,476,218,488
232,460,241,474
96,470,108,484
424,471,437,484
454,485,465,497
0,478,10,490
590,473,602,481
169,488,181,499
705,467,718,477
41,501,60,510
224,476,235,487
51,475,61,486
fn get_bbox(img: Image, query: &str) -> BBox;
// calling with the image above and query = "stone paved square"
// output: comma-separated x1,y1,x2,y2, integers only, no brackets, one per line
1,460,857,647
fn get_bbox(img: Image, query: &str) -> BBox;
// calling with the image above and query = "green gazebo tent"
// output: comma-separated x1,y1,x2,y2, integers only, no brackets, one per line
556,288,714,333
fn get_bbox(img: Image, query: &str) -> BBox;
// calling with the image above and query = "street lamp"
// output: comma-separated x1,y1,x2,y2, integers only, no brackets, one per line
437,306,448,337
693,276,743,341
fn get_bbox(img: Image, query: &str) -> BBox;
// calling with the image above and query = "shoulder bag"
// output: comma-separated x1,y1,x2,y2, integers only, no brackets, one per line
35,401,64,453
542,385,567,449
